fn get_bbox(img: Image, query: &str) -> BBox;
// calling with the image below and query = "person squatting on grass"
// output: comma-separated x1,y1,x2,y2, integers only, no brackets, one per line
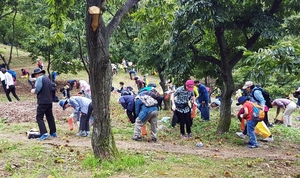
132,93,158,142
21,68,35,88
236,96,259,148
1,68,20,102
31,68,57,141
271,98,297,127
171,80,196,139
59,96,93,137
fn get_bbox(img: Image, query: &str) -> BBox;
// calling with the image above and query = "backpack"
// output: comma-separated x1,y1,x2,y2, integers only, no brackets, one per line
8,70,17,79
137,95,158,107
252,88,272,108
252,103,265,121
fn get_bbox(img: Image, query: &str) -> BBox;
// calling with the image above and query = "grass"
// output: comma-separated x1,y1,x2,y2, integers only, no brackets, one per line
1,44,300,177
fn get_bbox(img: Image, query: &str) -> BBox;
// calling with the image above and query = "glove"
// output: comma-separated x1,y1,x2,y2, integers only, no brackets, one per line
172,104,176,111
31,89,35,94
69,113,74,118
239,114,244,118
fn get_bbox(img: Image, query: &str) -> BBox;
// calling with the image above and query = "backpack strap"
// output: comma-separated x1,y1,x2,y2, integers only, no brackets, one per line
251,88,262,103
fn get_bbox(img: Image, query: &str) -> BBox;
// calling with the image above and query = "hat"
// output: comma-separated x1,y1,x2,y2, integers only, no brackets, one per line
1,68,7,73
236,96,248,106
242,81,253,89
185,80,194,91
59,99,68,110
31,68,45,78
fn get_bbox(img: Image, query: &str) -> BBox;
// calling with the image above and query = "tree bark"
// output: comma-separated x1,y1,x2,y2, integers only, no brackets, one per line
86,0,139,159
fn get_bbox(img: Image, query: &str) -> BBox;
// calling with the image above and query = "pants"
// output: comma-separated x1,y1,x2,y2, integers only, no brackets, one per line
127,110,136,124
133,111,158,139
80,103,93,131
1,80,6,92
27,79,35,88
198,103,210,121
36,104,56,135
247,119,259,147
176,110,192,135
5,85,20,102
283,102,297,126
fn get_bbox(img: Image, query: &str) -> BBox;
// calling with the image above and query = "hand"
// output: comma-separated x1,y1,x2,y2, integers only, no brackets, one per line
69,113,74,118
30,89,35,93
172,104,176,111
239,114,244,118
124,109,127,112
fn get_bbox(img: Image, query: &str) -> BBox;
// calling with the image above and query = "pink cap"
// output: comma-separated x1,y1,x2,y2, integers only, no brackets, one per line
185,80,194,91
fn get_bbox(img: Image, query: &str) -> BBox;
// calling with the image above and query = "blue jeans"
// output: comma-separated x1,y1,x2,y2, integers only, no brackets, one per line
247,119,259,146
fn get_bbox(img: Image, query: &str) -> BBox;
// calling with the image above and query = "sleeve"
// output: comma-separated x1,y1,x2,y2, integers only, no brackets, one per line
254,90,266,106
34,76,43,94
135,99,142,116
69,98,81,121
119,97,127,110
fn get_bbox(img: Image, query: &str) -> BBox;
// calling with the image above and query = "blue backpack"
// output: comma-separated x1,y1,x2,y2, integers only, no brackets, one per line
8,70,17,79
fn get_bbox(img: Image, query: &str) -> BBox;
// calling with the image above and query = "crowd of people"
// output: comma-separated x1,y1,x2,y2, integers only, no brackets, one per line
1,57,299,146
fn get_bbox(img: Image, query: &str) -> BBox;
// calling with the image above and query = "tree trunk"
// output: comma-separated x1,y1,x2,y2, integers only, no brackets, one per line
86,14,119,160
216,67,235,134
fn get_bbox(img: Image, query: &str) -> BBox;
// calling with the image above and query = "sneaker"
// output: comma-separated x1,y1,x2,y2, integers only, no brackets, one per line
267,123,274,128
248,145,258,148
86,131,91,137
236,132,246,139
262,136,274,142
188,133,192,138
50,133,57,137
76,131,87,137
182,134,188,139
38,133,50,141
132,135,142,141
151,138,157,143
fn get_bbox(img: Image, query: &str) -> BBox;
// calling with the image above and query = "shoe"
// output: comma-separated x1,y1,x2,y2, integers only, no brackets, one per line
248,145,258,148
151,138,157,143
287,125,291,127
262,136,274,142
86,131,91,137
236,132,246,139
38,133,50,141
50,133,57,137
182,134,188,139
132,135,142,141
188,133,192,138
76,131,87,137
267,123,274,128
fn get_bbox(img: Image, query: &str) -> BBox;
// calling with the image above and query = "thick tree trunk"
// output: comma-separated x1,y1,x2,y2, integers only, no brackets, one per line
216,67,235,134
86,8,118,159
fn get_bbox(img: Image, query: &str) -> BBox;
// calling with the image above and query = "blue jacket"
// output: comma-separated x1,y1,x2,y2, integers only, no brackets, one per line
68,96,92,121
119,95,135,111
197,84,209,103
135,98,158,122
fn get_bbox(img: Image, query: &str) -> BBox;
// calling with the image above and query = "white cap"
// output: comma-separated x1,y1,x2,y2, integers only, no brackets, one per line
242,81,253,89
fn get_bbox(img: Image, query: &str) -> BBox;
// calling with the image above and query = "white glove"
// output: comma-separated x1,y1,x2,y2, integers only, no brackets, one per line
69,113,74,118
77,121,80,127
30,89,35,94
172,104,176,111
239,114,244,118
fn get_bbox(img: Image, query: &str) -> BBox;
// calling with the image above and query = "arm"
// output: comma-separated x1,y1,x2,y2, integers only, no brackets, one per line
253,90,265,107
34,76,43,94
69,98,81,121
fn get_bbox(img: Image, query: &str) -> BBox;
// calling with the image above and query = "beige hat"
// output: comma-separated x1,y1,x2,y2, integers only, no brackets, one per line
242,81,253,89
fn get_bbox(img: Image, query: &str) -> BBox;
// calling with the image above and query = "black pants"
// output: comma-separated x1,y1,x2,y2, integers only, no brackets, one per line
80,103,93,131
175,110,192,135
36,104,56,135
127,110,136,124
5,85,20,102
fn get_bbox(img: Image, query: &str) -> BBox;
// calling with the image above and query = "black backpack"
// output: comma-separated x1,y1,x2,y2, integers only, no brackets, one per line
252,88,272,108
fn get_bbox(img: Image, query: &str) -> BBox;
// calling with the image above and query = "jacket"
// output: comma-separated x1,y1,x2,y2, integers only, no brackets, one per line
68,96,92,121
119,95,135,111
135,98,158,122
34,75,53,104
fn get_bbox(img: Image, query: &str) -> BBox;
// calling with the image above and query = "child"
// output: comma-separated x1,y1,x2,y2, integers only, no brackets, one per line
236,96,258,148
59,96,93,137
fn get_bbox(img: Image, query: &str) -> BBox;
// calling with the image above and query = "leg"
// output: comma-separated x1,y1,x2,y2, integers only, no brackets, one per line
5,87,12,102
44,104,56,134
147,111,158,140
133,117,144,138
9,85,20,101
183,111,192,135
36,104,48,135
284,102,297,126
247,120,258,147
176,111,186,136
85,103,93,131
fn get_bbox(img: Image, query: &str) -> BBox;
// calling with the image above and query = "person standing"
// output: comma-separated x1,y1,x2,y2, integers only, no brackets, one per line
271,98,297,127
121,58,128,73
194,80,210,121
31,68,57,140
1,68,20,102
21,68,35,88
236,96,258,148
59,96,93,137
171,80,195,139
0,69,6,92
